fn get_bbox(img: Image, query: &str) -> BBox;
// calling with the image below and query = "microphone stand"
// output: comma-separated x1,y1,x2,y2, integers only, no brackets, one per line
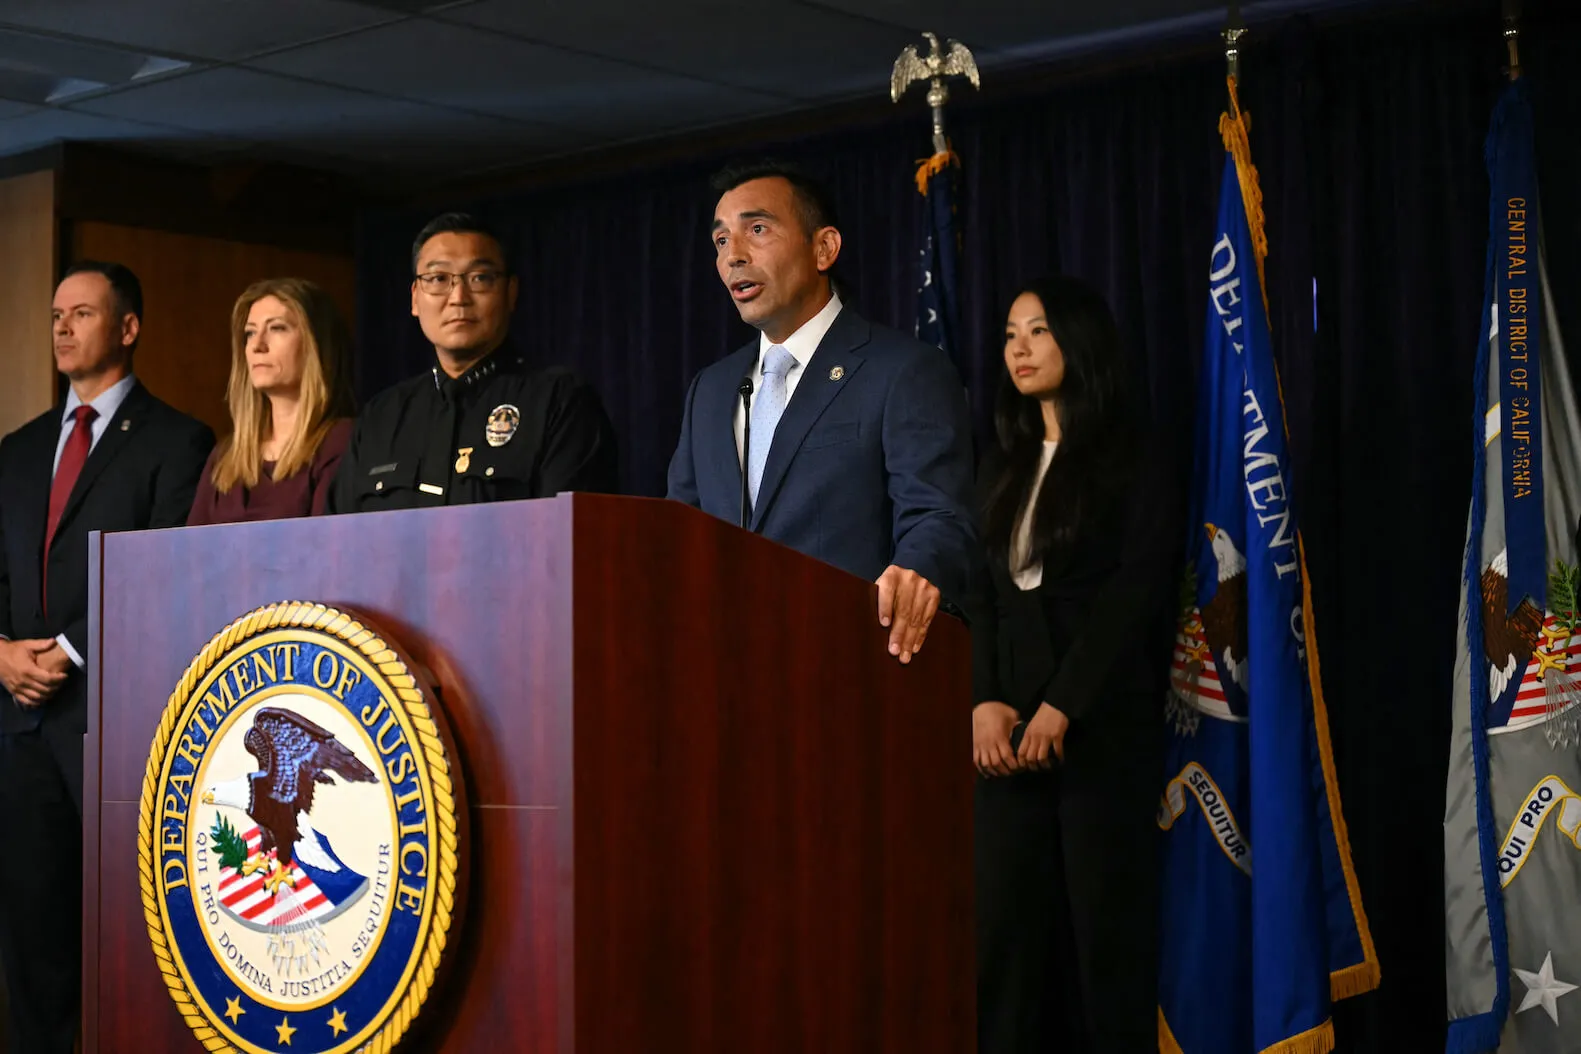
737,377,754,529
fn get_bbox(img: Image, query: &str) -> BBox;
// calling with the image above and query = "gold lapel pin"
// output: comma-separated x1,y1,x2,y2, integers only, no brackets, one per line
455,447,474,473
829,366,845,381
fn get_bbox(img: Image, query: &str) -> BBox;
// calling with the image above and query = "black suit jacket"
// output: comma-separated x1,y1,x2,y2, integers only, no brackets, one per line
0,382,213,740
970,440,1185,727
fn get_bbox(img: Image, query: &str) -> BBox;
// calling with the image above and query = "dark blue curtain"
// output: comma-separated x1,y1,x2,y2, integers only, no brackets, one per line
353,7,1581,1050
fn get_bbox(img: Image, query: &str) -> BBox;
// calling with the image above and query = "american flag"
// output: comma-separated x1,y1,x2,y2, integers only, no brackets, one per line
913,150,962,372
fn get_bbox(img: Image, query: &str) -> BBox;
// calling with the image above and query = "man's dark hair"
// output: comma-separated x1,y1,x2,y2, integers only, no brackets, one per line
62,259,143,326
410,212,512,274
709,160,840,238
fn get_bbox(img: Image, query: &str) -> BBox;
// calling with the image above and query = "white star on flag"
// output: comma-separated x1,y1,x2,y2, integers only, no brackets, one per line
1514,951,1579,1025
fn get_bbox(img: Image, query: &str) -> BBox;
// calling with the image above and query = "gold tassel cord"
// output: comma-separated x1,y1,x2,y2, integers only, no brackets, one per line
1218,76,1269,296
913,148,958,195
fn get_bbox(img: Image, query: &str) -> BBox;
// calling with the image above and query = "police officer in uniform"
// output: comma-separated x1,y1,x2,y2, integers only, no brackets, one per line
328,213,617,512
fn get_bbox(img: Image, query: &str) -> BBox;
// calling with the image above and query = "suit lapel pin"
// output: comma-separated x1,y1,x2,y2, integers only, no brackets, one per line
120,420,130,431
829,366,845,381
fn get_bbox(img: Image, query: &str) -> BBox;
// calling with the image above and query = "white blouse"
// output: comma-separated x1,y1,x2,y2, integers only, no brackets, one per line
1009,440,1058,591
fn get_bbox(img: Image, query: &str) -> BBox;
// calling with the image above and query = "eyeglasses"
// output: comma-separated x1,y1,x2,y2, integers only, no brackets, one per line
414,270,505,296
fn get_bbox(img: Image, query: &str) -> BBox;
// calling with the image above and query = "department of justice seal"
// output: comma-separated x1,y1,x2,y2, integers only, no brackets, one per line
139,602,466,1054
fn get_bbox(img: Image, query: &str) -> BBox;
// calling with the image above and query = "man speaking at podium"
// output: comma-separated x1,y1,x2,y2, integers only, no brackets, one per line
667,162,976,663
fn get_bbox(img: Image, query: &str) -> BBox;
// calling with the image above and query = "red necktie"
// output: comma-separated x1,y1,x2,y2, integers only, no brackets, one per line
43,405,97,615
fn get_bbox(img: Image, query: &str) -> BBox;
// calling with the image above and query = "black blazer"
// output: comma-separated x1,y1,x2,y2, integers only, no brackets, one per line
0,381,213,739
970,441,1185,726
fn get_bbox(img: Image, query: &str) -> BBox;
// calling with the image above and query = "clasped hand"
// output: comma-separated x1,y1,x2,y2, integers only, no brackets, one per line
972,701,1069,777
0,638,70,707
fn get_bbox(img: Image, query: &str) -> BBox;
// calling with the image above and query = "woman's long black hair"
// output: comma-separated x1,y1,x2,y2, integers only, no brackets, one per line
982,275,1140,567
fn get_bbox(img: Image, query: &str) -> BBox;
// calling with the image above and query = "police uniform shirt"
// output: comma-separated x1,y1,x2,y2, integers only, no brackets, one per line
328,351,617,513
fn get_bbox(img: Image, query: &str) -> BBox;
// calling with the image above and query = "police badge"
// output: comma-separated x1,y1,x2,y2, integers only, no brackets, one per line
485,404,520,448
140,602,466,1054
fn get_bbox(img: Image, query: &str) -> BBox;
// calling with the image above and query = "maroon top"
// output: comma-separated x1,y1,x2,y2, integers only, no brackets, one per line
186,419,353,526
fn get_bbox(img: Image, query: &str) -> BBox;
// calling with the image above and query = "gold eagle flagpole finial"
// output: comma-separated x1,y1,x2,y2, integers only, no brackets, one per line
890,31,980,156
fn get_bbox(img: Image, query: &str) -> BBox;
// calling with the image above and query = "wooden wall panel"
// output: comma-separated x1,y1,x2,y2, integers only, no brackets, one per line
69,223,356,436
0,170,58,437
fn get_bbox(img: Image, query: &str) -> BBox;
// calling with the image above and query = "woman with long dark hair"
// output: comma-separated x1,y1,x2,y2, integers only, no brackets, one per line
971,276,1182,1053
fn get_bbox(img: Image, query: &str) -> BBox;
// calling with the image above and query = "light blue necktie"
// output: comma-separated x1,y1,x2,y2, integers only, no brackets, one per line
747,344,795,509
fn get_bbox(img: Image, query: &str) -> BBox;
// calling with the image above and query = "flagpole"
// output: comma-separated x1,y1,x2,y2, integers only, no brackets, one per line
1503,0,1522,81
1223,0,1246,87
892,31,980,368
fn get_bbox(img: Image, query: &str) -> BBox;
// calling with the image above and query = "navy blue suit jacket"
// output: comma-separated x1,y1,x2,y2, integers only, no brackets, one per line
667,306,978,604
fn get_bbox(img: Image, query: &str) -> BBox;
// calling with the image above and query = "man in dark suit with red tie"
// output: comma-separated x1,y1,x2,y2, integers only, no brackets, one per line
0,261,212,1053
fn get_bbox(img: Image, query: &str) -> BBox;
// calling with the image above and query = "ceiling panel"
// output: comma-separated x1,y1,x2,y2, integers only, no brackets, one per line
0,99,42,122
69,66,439,135
0,0,403,63
809,0,1226,53
66,66,585,176
0,107,189,154
246,18,788,137
443,0,921,101
0,0,1367,181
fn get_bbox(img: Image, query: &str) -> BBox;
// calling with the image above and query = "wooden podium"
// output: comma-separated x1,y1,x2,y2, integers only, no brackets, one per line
83,494,973,1052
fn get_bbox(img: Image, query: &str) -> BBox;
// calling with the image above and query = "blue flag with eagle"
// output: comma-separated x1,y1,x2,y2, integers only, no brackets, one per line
913,149,962,369
1443,77,1581,1054
1158,79,1379,1054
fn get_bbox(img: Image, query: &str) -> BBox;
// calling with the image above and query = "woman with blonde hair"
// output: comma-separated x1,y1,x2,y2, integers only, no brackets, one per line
187,277,356,524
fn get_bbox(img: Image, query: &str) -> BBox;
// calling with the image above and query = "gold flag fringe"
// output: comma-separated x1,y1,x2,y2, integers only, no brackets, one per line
1159,1007,1185,1054
1262,1019,1338,1054
1163,1007,1339,1054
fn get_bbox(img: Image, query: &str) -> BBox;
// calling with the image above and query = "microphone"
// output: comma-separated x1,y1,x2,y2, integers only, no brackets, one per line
737,377,754,529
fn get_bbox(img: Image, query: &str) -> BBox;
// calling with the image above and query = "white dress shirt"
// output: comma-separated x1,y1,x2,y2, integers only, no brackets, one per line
1009,440,1058,591
46,375,137,667
733,292,844,463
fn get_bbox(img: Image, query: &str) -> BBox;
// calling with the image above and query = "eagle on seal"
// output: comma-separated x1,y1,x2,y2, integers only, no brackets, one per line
1482,547,1545,702
1201,523,1249,692
203,707,376,894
